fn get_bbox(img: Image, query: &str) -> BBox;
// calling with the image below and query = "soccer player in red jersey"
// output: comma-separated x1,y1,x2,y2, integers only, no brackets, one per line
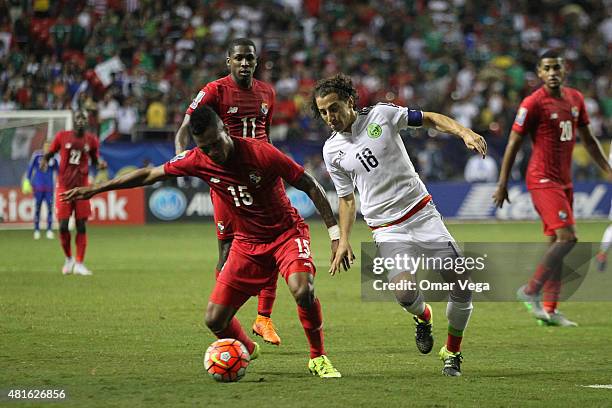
493,50,611,326
41,110,107,276
174,38,281,344
62,105,347,378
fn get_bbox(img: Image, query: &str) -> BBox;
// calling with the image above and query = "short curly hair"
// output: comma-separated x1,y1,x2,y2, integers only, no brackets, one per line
310,73,358,118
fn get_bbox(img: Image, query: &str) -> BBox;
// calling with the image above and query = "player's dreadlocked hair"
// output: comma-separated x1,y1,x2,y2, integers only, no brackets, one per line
227,38,256,55
190,105,219,136
310,73,359,118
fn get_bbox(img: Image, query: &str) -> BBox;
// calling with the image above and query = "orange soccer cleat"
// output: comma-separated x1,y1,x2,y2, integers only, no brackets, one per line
252,315,281,345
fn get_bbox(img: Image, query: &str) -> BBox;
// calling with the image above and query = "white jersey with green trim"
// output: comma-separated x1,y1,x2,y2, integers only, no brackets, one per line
322,103,429,227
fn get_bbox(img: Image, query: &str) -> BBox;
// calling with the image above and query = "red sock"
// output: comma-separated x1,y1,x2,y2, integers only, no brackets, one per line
526,264,552,295
446,325,464,353
257,288,276,318
297,298,326,358
214,317,255,355
75,232,87,263
417,304,431,322
542,279,561,313
60,230,71,258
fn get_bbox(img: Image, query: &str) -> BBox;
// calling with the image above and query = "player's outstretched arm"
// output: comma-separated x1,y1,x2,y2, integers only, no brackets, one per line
61,165,170,201
289,172,354,274
578,126,612,175
174,114,191,154
422,112,487,157
492,130,524,208
327,193,357,276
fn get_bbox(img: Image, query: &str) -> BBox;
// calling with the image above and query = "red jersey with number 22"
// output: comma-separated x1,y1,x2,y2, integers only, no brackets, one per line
49,130,100,189
186,75,275,141
512,86,589,190
164,138,304,243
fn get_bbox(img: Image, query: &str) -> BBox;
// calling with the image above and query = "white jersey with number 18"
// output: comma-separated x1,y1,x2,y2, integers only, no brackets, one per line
322,103,429,227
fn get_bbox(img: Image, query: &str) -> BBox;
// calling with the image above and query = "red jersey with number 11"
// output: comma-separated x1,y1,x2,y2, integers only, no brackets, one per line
186,75,275,141
49,130,100,189
511,86,589,190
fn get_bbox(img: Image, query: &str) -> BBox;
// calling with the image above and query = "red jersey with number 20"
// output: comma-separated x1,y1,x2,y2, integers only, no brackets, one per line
512,86,589,190
164,138,304,243
49,130,100,189
186,75,275,141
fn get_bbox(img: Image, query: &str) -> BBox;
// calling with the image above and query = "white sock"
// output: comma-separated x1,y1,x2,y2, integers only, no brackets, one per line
601,224,612,253
446,300,473,331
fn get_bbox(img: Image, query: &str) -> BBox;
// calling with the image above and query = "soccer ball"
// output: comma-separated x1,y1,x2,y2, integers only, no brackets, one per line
204,338,250,382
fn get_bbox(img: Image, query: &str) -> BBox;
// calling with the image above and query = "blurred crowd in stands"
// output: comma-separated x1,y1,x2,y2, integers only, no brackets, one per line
0,0,610,183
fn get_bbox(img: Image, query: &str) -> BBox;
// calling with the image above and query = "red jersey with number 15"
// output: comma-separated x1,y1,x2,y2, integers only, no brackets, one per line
49,130,100,189
186,75,275,141
512,86,589,190
164,138,304,243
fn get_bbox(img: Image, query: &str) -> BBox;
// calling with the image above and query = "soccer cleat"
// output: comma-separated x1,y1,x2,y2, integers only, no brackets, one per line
439,345,463,377
413,304,434,354
73,263,93,276
33,230,41,240
62,257,75,275
516,284,550,321
249,342,261,361
308,355,341,378
595,251,607,273
541,311,578,327
46,230,54,239
252,315,281,345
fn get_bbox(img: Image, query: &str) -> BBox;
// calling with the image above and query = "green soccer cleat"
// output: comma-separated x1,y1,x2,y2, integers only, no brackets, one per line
308,355,341,378
413,304,434,354
516,285,550,322
250,342,261,361
439,346,463,377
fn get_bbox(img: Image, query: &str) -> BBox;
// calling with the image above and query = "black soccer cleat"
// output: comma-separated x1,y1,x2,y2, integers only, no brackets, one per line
439,346,463,377
414,316,434,354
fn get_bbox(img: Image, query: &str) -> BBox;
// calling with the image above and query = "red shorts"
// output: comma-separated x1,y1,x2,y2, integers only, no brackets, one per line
530,187,574,236
55,186,91,220
210,222,316,305
211,189,234,240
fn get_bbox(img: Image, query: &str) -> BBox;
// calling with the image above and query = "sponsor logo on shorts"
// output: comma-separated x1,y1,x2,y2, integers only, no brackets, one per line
367,123,383,139
149,187,187,221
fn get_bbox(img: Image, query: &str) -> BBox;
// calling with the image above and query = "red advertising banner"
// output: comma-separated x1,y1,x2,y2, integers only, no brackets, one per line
0,187,145,227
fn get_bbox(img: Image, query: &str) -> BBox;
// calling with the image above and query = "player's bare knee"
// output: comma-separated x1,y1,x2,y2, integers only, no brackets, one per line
291,284,314,308
204,304,229,332
59,219,69,233
76,220,86,234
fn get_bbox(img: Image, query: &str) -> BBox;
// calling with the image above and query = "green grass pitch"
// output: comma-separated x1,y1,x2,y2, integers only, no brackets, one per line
1,220,611,407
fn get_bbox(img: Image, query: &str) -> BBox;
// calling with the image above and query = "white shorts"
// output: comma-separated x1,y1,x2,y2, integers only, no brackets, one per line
373,202,459,280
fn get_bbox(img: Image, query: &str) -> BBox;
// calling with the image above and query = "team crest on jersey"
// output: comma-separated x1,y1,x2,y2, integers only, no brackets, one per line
332,150,345,166
217,221,225,233
515,107,527,126
84,144,90,152
249,171,262,185
571,106,579,118
227,106,238,114
261,102,269,115
65,143,72,149
558,210,568,221
367,123,383,139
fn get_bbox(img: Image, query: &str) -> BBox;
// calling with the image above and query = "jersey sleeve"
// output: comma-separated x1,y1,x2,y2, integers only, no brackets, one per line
48,132,61,154
577,92,590,127
89,135,100,161
511,95,539,135
163,149,197,177
266,86,276,132
185,82,219,115
262,143,304,184
323,146,354,198
375,104,423,131
26,154,38,181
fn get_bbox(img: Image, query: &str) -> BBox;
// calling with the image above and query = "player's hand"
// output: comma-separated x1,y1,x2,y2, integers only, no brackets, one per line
462,130,487,157
60,186,96,201
492,185,510,208
39,158,48,172
97,159,108,170
329,239,355,276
